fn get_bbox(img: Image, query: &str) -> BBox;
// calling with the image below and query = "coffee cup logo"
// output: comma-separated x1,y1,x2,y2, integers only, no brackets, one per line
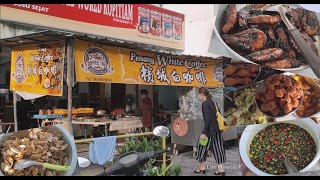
82,48,113,76
12,54,26,84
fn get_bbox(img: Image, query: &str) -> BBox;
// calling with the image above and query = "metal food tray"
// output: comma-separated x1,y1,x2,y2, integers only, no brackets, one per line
214,4,320,72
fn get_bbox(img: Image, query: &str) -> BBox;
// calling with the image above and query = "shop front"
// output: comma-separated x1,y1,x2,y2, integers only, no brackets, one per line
0,4,186,134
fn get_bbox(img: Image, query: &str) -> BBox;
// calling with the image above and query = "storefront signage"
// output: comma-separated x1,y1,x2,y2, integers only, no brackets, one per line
0,4,185,50
75,39,223,87
10,41,65,96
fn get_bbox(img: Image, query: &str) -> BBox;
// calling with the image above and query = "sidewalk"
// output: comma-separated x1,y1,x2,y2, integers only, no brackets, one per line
172,142,242,176
74,142,242,176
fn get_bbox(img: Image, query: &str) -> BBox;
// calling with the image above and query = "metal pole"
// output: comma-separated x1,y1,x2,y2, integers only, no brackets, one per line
13,91,18,132
162,136,166,168
74,131,154,144
66,37,74,135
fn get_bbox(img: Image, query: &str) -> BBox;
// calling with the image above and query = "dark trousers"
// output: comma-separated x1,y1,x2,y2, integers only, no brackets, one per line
196,131,226,164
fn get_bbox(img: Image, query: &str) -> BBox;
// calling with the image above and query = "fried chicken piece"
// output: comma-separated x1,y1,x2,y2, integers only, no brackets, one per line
272,79,281,86
296,105,306,117
270,106,280,116
284,102,293,114
284,94,292,103
222,28,267,52
235,69,250,78
247,48,285,62
286,8,304,31
305,109,316,117
293,89,303,99
247,15,281,25
303,11,319,37
221,4,238,34
311,91,320,99
275,88,285,98
224,65,240,76
260,85,268,94
284,77,292,87
267,83,275,91
266,100,277,111
248,64,259,73
276,26,297,59
273,74,284,81
279,99,287,109
263,58,301,69
265,90,275,101
266,25,277,42
238,6,252,29
224,77,252,86
287,86,297,96
291,97,300,108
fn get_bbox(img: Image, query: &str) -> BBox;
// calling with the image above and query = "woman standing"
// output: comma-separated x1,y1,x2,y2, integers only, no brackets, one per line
194,87,226,176
140,89,152,132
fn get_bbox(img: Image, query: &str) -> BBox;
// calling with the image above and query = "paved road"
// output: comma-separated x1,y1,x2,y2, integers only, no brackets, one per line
172,143,242,176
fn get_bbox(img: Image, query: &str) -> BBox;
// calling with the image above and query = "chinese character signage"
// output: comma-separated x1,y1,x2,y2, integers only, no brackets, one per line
75,39,223,87
1,4,185,50
10,42,65,96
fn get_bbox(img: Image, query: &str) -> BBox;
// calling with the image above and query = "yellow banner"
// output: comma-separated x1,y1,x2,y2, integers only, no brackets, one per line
75,39,223,87
10,41,65,96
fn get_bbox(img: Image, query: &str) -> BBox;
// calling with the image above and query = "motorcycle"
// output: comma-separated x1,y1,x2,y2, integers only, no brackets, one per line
98,148,171,176
98,126,171,176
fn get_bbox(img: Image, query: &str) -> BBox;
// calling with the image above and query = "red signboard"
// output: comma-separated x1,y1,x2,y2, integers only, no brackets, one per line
0,4,185,50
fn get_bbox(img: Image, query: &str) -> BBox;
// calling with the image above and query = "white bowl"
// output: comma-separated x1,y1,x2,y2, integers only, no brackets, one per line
239,119,320,176
213,4,320,72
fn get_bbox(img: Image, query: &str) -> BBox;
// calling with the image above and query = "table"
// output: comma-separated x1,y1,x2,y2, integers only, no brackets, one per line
0,122,15,134
71,120,112,138
32,114,65,128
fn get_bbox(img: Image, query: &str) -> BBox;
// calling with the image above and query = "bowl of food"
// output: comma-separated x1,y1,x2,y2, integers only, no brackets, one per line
0,125,77,176
240,119,320,176
224,63,261,87
255,74,304,118
214,4,320,71
224,84,274,126
294,75,320,118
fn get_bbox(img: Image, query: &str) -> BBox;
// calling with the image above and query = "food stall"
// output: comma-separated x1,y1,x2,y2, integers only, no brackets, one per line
0,4,186,136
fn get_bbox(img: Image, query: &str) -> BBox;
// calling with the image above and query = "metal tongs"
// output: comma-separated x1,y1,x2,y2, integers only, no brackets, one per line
264,5,320,78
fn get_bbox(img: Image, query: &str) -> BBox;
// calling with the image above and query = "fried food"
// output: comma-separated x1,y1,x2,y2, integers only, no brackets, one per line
224,77,252,86
295,75,320,117
224,63,259,86
224,65,240,76
256,74,303,116
221,4,238,34
221,5,319,70
222,28,267,52
263,58,301,69
247,15,281,25
235,69,250,78
247,48,285,62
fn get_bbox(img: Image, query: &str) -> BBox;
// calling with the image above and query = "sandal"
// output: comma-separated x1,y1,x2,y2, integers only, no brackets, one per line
194,169,206,174
213,171,225,176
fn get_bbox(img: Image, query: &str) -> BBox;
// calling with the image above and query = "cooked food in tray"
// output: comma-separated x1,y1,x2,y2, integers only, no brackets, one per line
294,75,320,118
225,85,273,126
249,123,316,175
221,4,319,69
224,63,260,87
256,74,303,117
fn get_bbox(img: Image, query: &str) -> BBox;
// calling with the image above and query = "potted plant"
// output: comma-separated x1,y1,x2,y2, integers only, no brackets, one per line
143,162,182,176
150,138,172,167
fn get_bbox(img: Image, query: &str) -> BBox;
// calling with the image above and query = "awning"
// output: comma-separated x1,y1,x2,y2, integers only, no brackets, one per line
0,28,228,61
